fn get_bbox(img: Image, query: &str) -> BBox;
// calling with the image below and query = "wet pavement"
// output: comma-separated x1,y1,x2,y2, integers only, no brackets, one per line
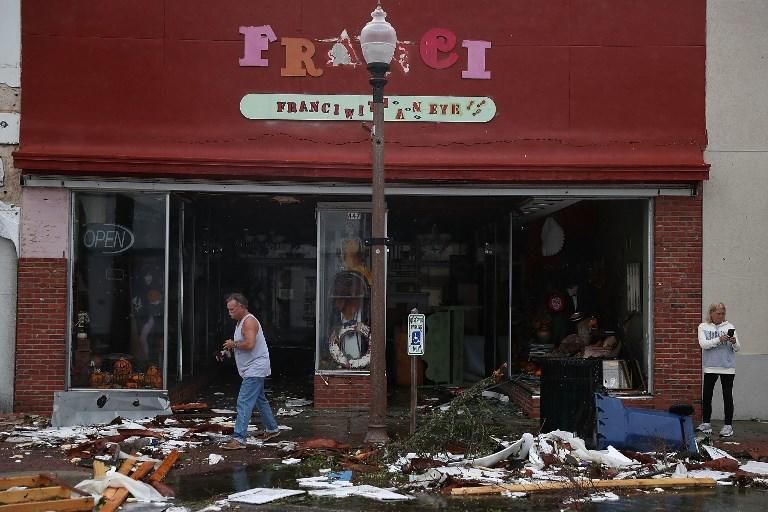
3,371,768,510
158,374,768,510
160,460,768,511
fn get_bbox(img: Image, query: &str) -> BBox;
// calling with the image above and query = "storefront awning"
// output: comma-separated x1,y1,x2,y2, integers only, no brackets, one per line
15,0,709,184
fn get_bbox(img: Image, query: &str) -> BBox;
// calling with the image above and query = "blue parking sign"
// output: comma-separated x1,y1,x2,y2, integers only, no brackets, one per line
407,313,425,356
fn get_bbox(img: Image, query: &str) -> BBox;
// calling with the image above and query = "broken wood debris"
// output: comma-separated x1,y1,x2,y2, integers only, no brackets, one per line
170,402,210,413
98,449,180,512
0,474,94,511
450,476,718,496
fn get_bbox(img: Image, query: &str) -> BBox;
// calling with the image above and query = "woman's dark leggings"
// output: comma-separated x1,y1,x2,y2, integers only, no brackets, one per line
702,373,735,425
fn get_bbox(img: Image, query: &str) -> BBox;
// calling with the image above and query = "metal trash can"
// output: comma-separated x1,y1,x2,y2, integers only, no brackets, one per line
538,357,603,446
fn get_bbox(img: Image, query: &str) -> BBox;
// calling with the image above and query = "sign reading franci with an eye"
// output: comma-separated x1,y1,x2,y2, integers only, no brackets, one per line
240,94,496,123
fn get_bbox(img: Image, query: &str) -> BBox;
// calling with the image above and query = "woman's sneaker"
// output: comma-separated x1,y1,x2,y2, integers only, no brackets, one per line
696,422,712,434
719,425,734,438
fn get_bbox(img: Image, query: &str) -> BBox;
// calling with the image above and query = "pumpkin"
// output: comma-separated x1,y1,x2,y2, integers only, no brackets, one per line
89,370,105,388
113,358,133,385
146,366,162,389
128,373,144,387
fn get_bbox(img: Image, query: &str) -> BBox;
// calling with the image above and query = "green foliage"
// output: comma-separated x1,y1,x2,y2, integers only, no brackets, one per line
298,453,339,475
386,376,508,461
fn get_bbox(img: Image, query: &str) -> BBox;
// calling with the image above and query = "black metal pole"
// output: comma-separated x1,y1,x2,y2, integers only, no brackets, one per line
364,61,389,444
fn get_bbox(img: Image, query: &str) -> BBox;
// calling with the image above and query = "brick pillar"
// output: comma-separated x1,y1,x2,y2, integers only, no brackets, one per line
15,258,68,415
314,374,372,409
653,195,703,414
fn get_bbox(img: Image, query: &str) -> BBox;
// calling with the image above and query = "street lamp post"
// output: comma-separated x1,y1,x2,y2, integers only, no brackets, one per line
360,1,396,445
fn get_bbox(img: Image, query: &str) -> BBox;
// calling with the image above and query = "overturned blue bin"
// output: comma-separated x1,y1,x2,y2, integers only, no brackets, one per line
595,393,698,454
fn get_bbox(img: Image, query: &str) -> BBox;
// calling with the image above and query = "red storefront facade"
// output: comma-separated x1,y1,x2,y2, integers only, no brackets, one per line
15,1,707,419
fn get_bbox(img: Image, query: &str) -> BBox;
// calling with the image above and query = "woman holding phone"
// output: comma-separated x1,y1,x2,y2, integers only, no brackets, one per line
697,302,741,437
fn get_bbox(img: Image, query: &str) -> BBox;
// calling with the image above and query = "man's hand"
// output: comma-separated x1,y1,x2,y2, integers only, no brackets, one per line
223,339,236,351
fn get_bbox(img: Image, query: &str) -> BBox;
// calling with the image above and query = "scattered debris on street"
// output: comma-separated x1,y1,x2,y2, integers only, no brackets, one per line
1,380,767,510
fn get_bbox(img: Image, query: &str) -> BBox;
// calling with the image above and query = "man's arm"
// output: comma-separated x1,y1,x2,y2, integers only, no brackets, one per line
238,316,259,351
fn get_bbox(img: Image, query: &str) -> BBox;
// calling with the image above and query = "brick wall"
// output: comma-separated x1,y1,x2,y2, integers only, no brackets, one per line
314,374,372,409
653,195,703,417
507,383,540,420
15,258,68,415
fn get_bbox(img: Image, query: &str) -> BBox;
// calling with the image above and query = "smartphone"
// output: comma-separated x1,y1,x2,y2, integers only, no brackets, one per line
727,328,735,337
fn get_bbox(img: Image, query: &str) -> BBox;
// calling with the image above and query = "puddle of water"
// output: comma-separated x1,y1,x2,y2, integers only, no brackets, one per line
586,486,768,511
165,461,306,504
167,463,768,511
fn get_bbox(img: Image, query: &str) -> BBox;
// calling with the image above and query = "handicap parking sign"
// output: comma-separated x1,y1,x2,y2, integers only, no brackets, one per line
407,313,425,356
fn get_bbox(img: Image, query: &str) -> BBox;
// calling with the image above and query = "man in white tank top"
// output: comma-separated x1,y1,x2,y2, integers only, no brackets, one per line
220,293,280,450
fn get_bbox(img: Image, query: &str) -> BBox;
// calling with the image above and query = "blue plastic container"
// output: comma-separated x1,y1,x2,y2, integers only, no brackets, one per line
595,393,698,453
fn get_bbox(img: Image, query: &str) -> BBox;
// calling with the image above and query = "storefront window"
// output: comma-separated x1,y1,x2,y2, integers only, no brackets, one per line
316,205,373,372
71,192,167,389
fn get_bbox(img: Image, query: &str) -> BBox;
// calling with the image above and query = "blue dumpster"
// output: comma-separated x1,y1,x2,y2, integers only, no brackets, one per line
595,393,698,454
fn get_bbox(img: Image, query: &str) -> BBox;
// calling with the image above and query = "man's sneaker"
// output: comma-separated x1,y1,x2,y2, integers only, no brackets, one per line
221,439,246,450
719,425,734,438
696,422,712,434
257,430,281,441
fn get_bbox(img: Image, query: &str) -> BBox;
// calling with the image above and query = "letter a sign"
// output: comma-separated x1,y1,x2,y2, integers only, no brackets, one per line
407,313,426,356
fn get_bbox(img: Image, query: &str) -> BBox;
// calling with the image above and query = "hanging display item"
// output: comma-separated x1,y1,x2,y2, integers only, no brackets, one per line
329,323,372,369
327,270,371,369
541,216,565,256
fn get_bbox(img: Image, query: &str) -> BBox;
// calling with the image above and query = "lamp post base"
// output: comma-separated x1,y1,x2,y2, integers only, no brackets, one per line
364,423,389,444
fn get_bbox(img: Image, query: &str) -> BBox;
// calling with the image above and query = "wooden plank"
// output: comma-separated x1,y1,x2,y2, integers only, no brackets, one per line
102,455,138,500
99,461,156,512
99,451,180,512
93,460,107,479
450,477,718,496
116,428,165,439
131,461,156,481
0,486,70,505
0,474,53,491
116,456,137,475
0,497,94,512
148,450,179,483
171,402,209,413
43,476,91,498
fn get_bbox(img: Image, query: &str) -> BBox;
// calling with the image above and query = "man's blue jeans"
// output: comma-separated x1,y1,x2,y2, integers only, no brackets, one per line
233,376,279,442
